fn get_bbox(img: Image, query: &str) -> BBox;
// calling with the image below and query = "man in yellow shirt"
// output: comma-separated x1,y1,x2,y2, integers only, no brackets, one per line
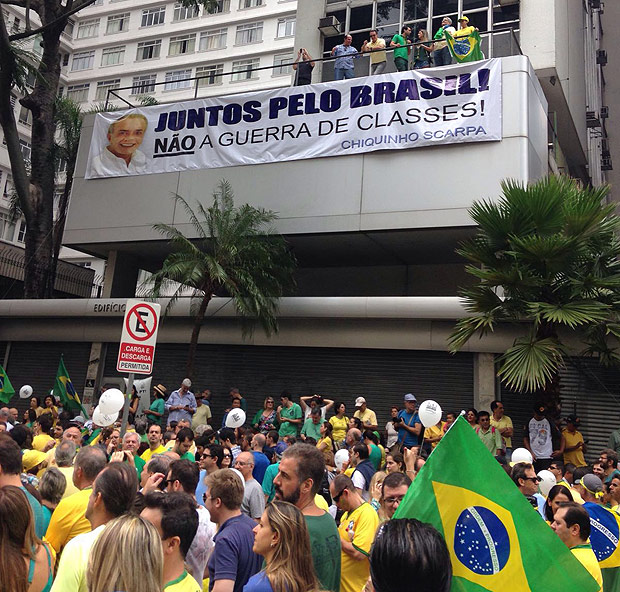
361,30,387,75
551,502,602,590
353,397,378,431
490,400,513,457
330,474,379,592
562,415,586,467
45,446,107,555
32,414,56,452
141,423,167,462
454,15,478,39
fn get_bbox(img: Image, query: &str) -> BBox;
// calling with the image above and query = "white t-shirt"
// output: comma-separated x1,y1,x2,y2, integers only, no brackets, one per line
186,505,216,581
304,406,327,421
527,417,553,459
351,471,370,501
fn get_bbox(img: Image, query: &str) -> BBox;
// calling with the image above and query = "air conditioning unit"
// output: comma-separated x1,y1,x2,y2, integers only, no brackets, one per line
597,50,608,66
601,106,609,119
318,16,341,37
586,111,601,128
602,156,613,171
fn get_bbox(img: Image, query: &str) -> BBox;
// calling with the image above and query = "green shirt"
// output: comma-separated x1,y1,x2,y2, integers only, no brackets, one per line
391,34,409,60
301,417,324,441
134,455,146,481
305,512,342,592
146,398,165,426
180,451,196,462
368,444,382,470
279,403,302,437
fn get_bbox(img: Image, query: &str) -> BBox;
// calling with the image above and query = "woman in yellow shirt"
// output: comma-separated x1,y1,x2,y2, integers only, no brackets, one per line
317,422,335,467
40,395,59,426
329,402,349,447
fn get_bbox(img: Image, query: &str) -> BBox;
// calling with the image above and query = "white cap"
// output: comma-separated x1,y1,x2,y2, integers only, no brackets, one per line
182,378,192,388
355,397,366,407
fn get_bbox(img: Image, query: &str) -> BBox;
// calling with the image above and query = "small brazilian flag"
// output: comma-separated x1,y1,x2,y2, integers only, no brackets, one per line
394,415,600,592
53,356,87,418
445,30,484,63
0,365,15,404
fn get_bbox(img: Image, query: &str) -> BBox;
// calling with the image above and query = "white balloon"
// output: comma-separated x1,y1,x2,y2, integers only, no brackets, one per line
510,448,533,464
225,408,246,428
334,449,349,471
19,385,34,399
537,470,557,498
92,406,118,427
418,400,443,428
98,388,125,414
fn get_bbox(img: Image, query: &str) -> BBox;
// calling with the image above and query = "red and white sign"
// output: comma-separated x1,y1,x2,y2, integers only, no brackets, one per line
116,299,161,374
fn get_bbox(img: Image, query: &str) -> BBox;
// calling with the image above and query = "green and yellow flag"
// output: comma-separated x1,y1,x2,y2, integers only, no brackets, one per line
394,415,600,592
53,356,87,418
445,30,484,63
0,365,15,404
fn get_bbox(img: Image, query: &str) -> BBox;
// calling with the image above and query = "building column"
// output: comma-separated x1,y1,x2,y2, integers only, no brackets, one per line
295,1,325,81
102,250,139,298
82,342,107,412
473,353,497,411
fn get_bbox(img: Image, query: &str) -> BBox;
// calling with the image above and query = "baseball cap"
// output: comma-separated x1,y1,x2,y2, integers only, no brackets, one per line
458,15,469,22
533,403,545,415
71,415,85,425
355,397,366,407
581,473,603,494
565,414,580,425
404,393,417,402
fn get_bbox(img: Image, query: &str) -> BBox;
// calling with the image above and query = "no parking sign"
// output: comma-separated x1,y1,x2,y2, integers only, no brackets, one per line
116,299,161,374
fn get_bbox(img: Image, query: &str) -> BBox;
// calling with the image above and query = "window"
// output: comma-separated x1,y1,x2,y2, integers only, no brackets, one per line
72,51,95,71
96,79,121,100
173,2,199,21
206,0,230,14
64,19,75,38
239,0,262,7
199,28,227,51
3,175,13,199
62,53,70,66
77,18,100,38
19,139,31,162
10,94,16,109
18,106,32,126
164,69,192,91
196,64,224,86
132,74,157,94
231,58,259,81
136,39,162,60
32,36,43,56
235,22,263,45
106,12,129,34
169,34,195,56
66,83,90,102
90,0,103,6
273,53,293,75
101,45,125,66
276,16,295,38
17,221,26,243
141,6,165,27
11,17,21,33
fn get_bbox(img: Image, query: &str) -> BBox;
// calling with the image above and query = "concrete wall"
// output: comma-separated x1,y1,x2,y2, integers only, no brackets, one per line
65,56,548,250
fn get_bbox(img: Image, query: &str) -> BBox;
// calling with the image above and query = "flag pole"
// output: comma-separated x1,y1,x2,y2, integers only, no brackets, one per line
120,372,134,438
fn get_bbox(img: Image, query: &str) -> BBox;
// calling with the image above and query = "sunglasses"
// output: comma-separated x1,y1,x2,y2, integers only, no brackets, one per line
384,495,406,505
524,477,541,483
201,454,213,459
333,488,347,503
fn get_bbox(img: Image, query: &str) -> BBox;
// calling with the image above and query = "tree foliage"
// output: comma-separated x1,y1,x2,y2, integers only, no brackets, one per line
146,180,297,377
449,176,620,402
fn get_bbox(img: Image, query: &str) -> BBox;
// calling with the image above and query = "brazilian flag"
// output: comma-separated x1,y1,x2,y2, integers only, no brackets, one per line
445,30,484,63
53,356,87,418
0,365,15,404
394,416,600,592
583,502,620,591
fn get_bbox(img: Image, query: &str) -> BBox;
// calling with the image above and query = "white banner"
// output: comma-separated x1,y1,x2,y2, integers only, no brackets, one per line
85,59,502,179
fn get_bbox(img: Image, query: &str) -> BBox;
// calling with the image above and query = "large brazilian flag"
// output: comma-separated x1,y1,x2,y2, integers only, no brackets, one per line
445,30,484,63
394,415,600,592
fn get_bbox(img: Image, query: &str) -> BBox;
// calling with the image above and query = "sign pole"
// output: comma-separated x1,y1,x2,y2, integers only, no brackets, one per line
120,372,134,439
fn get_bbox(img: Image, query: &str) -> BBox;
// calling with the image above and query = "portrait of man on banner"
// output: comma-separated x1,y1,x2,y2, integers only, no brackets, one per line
89,113,148,176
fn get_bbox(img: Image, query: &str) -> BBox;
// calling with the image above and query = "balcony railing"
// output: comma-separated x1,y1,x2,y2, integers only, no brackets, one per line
105,28,521,110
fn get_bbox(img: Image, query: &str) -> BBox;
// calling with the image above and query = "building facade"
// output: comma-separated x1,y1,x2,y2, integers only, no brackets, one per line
1,0,619,456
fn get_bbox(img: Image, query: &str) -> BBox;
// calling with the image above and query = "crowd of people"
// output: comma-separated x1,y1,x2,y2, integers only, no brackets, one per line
0,378,616,592
290,16,480,84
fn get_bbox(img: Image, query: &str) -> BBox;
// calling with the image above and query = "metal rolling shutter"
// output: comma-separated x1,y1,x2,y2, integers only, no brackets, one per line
2,341,91,418
502,357,620,464
105,343,474,432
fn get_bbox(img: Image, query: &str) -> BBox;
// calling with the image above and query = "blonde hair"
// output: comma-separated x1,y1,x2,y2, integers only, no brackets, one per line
418,29,429,41
87,514,163,592
264,501,321,592
107,113,148,135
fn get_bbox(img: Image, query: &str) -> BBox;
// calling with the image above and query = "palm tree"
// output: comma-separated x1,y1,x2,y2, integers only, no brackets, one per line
449,175,620,411
146,180,297,378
